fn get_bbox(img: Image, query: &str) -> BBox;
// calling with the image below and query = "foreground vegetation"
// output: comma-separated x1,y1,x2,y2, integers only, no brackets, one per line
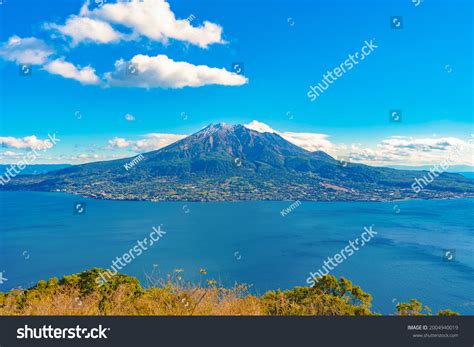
0,269,458,316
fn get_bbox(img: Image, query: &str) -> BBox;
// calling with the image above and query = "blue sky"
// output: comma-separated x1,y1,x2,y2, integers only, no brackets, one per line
0,0,472,166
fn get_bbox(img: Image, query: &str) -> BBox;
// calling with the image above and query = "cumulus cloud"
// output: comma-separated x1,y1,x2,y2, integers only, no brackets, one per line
48,0,224,48
77,153,102,160
0,36,102,86
0,136,53,150
348,136,474,166
43,58,101,85
108,137,130,149
244,120,277,134
245,121,474,166
107,133,186,152
46,16,123,46
1,1,240,89
105,54,248,89
245,120,342,156
0,36,54,65
280,132,340,154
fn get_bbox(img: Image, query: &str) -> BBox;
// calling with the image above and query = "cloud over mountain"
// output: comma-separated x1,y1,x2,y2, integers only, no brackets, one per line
107,133,187,152
244,121,474,167
244,120,341,156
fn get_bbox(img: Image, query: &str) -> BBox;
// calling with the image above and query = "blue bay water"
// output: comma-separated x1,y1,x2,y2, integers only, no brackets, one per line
0,191,473,315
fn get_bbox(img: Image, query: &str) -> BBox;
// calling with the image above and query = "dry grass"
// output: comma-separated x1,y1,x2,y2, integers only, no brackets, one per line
0,269,458,316
0,269,265,316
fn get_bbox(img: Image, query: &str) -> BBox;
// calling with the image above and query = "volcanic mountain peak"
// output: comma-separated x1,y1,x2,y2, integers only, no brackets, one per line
198,122,234,134
2,122,473,202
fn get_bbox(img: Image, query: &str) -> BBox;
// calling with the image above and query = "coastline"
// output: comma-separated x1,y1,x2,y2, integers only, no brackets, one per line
2,188,472,204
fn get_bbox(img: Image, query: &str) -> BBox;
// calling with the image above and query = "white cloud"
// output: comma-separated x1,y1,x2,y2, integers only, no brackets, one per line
348,136,474,166
280,132,341,154
46,16,123,46
65,152,123,164
107,133,186,152
105,54,248,89
0,136,53,150
0,150,21,157
78,153,101,160
43,58,101,85
0,36,54,65
108,137,130,149
244,120,342,156
48,0,224,48
245,121,474,166
244,120,277,133
125,113,136,121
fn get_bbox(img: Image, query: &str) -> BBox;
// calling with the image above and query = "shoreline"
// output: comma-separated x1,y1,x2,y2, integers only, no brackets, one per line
1,189,473,204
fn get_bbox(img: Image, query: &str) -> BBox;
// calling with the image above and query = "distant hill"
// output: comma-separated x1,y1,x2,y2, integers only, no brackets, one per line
1,123,473,201
0,164,71,176
388,165,474,173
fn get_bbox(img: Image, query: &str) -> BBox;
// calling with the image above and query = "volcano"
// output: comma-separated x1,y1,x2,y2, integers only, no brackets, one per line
2,123,473,201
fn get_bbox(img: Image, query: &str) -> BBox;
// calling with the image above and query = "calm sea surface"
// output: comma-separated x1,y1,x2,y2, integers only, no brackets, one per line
0,191,473,314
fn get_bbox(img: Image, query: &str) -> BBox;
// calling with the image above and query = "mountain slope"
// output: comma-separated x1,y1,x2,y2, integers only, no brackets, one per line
2,123,473,201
